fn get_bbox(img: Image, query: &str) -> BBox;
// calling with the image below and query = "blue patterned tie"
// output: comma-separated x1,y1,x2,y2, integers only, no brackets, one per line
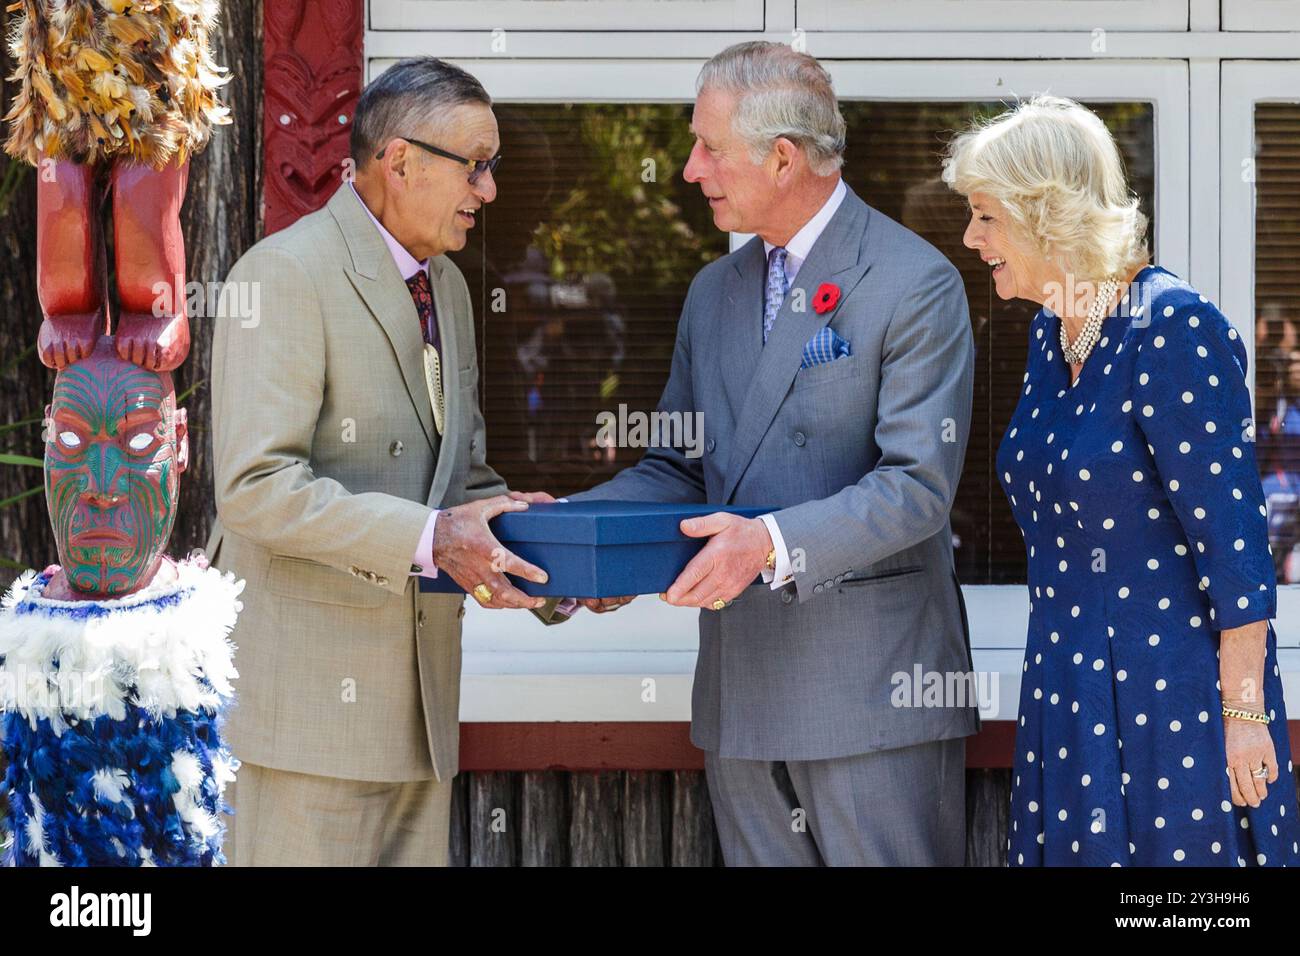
763,246,789,344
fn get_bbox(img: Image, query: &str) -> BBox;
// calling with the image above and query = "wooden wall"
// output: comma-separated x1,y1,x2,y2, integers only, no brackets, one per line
446,768,1300,866
448,769,1016,866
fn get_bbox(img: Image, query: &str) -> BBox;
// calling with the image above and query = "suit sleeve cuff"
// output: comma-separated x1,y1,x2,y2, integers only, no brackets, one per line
759,513,794,589
410,509,440,578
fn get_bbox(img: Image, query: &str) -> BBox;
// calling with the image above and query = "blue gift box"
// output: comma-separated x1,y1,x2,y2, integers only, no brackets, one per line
418,501,774,598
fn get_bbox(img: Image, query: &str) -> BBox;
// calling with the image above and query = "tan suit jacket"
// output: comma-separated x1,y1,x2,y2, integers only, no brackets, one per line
206,183,506,783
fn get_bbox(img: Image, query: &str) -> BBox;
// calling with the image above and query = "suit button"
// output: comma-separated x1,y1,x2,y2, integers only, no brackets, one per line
793,431,806,446
417,610,426,628
390,440,404,457
706,438,716,453
376,575,389,586
457,604,466,619
781,590,793,605
470,438,478,450
813,583,823,594
348,565,361,577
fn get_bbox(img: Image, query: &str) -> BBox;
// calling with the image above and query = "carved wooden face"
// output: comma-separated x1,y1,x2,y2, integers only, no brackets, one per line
43,339,188,597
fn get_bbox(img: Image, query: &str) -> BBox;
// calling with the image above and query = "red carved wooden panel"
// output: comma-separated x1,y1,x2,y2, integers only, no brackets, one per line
262,0,364,236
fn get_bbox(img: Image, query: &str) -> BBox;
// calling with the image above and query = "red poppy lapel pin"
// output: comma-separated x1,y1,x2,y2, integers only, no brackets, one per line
813,282,841,315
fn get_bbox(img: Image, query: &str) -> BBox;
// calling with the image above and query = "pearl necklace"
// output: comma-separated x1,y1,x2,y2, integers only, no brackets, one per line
1059,277,1120,366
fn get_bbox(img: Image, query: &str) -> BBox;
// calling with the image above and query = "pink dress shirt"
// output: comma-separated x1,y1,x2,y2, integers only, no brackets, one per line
349,183,440,579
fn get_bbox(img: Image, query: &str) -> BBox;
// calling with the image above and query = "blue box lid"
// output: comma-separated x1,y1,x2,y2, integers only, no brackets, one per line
418,501,775,596
490,501,772,544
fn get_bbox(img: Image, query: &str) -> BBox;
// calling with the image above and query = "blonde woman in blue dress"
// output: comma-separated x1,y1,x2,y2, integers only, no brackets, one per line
944,95,1299,866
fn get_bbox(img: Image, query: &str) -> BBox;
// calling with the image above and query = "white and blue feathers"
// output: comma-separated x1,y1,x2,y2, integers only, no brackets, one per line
0,558,242,866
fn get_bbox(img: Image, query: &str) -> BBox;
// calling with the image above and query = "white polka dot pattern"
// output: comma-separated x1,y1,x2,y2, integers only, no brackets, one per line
996,266,1295,867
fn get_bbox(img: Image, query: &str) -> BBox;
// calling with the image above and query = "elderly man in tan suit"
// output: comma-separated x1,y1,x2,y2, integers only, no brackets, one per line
207,57,550,866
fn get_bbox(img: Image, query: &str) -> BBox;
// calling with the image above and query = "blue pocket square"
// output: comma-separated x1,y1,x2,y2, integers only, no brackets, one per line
801,327,851,369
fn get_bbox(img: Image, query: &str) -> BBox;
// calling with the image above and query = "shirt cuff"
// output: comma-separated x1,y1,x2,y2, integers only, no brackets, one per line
410,509,439,578
758,513,794,589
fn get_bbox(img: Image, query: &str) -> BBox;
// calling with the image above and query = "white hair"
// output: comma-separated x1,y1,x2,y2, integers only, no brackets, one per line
942,94,1149,281
697,41,846,177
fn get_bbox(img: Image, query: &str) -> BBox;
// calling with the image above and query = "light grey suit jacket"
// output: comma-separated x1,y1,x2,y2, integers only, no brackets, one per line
205,183,507,783
573,183,980,760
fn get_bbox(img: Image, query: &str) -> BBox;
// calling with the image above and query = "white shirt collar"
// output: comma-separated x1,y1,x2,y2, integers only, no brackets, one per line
762,178,847,282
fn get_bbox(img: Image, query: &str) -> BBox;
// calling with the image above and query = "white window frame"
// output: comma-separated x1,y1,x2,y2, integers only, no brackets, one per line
1220,60,1300,644
360,57,1201,719
1222,0,1300,30
369,0,765,32
795,0,1188,32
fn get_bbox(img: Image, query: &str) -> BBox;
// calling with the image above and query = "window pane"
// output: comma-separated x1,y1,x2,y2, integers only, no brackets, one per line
1253,102,1300,584
451,104,727,491
450,100,1155,585
839,101,1155,584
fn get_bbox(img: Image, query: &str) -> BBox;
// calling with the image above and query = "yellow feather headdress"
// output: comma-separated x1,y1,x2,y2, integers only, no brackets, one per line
3,0,231,168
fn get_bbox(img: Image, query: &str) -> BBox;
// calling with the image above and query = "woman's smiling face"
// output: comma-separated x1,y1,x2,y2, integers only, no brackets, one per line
962,190,1051,305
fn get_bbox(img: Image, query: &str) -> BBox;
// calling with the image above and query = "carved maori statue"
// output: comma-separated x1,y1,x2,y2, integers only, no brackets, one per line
0,1,241,867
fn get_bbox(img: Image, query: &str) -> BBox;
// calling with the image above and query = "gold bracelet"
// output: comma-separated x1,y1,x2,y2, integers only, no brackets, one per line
1221,705,1270,725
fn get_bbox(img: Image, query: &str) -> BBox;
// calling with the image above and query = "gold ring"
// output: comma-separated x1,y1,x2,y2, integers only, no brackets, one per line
472,583,493,604
711,599,727,611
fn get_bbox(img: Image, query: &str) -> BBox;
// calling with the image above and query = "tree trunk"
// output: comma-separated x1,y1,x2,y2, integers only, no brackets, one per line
174,0,264,560
0,5,52,582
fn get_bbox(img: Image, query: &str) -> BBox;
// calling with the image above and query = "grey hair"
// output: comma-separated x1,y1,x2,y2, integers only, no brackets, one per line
351,57,492,165
696,41,846,176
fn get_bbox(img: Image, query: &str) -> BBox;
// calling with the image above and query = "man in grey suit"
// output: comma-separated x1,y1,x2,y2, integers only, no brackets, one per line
562,42,979,865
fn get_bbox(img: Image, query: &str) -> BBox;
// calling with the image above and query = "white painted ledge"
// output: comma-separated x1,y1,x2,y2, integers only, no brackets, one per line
460,586,1300,721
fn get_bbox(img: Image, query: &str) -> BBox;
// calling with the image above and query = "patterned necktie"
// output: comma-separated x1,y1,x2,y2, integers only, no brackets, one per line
763,246,789,344
405,269,445,435
405,269,442,352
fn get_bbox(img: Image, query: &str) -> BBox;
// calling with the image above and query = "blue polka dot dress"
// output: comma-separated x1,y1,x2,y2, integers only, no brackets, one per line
999,265,1300,867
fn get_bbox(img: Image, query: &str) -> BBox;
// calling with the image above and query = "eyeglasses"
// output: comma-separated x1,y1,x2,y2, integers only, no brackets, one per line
376,137,501,185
